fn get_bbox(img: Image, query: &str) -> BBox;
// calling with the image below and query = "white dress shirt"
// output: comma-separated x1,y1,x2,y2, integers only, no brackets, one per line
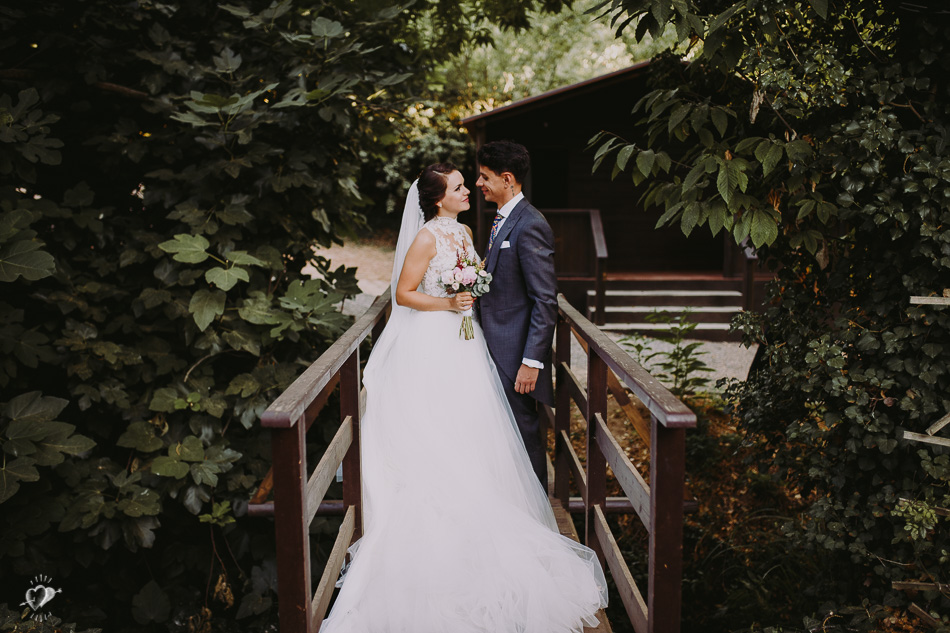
492,191,524,234
491,192,543,371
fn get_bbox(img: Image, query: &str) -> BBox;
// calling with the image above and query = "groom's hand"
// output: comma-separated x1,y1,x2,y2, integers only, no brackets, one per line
514,364,539,394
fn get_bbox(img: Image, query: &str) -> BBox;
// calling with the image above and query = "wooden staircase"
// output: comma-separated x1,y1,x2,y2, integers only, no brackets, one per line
585,277,760,341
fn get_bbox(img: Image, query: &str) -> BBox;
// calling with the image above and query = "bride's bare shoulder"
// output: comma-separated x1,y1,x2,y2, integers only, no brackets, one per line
407,225,436,255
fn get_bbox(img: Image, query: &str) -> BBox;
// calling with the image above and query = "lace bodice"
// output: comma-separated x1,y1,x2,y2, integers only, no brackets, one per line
420,216,478,297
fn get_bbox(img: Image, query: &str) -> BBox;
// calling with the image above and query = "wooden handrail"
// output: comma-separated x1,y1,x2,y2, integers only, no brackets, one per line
261,292,389,428
260,290,390,633
259,283,693,633
540,208,608,325
559,297,695,428
554,291,695,633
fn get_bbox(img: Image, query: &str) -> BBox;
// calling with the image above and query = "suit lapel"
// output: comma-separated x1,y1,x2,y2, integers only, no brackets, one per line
487,198,528,274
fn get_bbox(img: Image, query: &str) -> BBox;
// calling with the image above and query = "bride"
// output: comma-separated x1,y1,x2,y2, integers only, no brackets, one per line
321,163,608,633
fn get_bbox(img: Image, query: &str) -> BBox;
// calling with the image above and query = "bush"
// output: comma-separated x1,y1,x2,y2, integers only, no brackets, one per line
0,1,425,629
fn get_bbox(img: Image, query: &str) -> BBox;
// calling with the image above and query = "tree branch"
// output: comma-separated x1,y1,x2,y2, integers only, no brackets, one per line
0,69,150,100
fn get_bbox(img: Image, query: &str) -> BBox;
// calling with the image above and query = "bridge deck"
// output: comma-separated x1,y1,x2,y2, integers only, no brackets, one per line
548,495,613,633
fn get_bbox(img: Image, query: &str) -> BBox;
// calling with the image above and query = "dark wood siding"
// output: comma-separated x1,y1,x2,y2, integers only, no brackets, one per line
468,65,723,273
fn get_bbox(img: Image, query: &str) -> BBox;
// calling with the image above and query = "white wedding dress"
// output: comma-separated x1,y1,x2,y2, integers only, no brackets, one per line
321,189,608,633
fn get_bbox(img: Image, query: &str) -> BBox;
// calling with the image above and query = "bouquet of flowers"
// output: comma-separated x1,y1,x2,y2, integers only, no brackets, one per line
440,251,492,340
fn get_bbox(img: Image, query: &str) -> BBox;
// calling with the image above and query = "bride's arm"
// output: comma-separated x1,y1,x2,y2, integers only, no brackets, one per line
395,230,473,312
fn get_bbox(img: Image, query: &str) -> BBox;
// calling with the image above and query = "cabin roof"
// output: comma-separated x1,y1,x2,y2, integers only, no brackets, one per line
461,60,652,127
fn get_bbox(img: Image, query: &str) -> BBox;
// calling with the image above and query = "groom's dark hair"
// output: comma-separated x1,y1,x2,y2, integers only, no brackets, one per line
477,140,530,184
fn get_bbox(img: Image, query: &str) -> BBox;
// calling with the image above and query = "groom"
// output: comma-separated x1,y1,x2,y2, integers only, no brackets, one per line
476,140,558,487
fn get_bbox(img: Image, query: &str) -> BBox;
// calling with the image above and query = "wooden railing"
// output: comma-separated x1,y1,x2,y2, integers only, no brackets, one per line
252,288,694,633
741,240,759,312
541,208,609,325
248,292,390,633
725,237,760,312
551,296,696,633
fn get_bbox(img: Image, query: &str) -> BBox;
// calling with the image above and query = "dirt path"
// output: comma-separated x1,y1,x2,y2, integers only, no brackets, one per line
312,239,396,297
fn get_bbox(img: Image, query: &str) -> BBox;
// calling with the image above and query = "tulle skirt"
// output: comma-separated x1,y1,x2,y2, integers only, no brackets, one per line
321,309,608,633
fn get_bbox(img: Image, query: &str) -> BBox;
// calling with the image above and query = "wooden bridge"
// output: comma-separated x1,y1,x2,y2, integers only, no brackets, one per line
248,290,696,633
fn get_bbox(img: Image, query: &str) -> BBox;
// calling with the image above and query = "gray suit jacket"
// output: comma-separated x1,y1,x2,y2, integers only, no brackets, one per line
479,198,558,407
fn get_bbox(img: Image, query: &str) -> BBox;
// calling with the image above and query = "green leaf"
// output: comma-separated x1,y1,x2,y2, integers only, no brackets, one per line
683,162,706,191
716,161,736,205
189,289,226,331
238,292,277,325
592,138,619,173
636,149,655,177
205,266,249,291
760,143,784,176
708,203,727,236
0,239,56,282
151,456,189,479
750,208,779,247
667,103,691,133
222,329,261,355
707,1,743,36
226,250,265,267
37,429,95,457
149,387,179,413
7,456,39,481
157,234,210,264
616,144,635,171
710,108,728,137
311,17,345,38
172,435,205,462
785,139,812,163
807,0,828,19
4,391,68,425
117,421,165,452
0,472,20,503
117,489,161,517
213,47,242,73
132,581,171,624
190,461,221,487
226,373,260,397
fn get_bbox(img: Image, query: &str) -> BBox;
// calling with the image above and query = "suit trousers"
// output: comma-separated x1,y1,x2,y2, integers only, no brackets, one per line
500,377,547,489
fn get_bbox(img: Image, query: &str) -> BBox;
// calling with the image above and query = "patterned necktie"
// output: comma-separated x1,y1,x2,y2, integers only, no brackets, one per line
487,212,503,251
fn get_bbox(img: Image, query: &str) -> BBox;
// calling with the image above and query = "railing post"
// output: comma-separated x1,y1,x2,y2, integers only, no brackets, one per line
648,416,685,633
554,313,572,507
272,421,311,633
743,254,756,312
585,350,608,568
594,257,606,327
340,350,363,540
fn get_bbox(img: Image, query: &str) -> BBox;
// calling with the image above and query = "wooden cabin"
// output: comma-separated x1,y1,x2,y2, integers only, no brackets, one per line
462,63,767,339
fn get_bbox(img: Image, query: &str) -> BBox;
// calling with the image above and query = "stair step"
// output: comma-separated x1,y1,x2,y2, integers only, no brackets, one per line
604,322,731,331
602,322,739,342
598,279,743,291
587,289,744,308
588,289,741,297
591,311,738,324
591,305,740,313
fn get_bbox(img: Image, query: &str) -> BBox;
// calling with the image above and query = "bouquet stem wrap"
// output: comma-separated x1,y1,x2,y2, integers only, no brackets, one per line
460,308,475,340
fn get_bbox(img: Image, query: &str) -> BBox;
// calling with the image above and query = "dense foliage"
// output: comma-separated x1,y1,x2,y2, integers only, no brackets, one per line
0,0,560,629
592,0,950,626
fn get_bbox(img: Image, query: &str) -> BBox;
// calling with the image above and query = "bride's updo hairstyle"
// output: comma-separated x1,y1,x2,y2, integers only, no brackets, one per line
418,162,459,221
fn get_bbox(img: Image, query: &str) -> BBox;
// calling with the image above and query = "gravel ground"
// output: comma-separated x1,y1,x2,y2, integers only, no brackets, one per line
312,238,758,386
567,333,758,389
